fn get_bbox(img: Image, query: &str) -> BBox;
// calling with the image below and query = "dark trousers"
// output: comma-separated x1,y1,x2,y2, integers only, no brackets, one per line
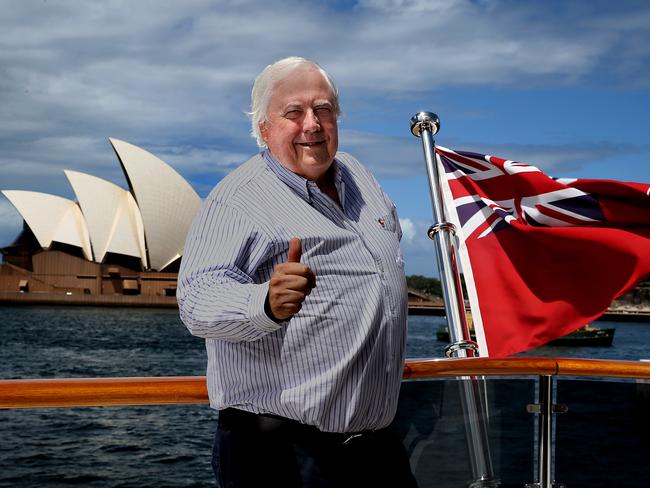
213,408,418,488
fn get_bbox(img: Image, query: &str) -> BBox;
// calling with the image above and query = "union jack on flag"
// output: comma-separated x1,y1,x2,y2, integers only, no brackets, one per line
435,146,650,357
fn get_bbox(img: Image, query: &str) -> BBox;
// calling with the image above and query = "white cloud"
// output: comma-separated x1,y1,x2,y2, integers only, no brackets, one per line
340,130,645,179
399,217,416,242
437,141,647,176
397,217,440,276
1,1,646,155
339,130,422,177
1,0,649,251
359,0,467,12
3,1,644,155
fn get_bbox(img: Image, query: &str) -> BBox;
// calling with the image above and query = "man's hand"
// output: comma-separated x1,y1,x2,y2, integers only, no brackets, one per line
267,238,316,321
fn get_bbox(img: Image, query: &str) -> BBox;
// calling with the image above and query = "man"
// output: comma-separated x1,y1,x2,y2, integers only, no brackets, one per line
178,56,416,487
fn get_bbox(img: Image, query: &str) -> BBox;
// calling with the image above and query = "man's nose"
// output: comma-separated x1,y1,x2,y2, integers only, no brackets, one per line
303,109,321,132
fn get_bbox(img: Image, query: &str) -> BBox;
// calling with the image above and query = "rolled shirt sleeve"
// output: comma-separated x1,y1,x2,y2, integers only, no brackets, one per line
177,199,283,342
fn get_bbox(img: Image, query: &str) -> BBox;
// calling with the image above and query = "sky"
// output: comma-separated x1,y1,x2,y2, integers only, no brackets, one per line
1,0,649,277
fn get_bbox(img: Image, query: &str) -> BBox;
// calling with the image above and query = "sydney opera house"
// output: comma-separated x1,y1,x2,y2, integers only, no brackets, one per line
0,139,201,306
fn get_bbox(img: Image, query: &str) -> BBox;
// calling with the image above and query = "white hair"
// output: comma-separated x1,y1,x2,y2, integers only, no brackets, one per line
249,56,340,147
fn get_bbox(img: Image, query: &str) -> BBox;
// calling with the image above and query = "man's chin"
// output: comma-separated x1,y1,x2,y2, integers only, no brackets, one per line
297,157,334,180
304,155,333,167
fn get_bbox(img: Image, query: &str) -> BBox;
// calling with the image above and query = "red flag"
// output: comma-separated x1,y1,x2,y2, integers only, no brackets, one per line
436,146,650,357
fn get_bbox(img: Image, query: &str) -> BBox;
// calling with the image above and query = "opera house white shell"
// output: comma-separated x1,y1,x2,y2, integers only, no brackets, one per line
2,191,93,261
1,139,201,272
64,169,148,269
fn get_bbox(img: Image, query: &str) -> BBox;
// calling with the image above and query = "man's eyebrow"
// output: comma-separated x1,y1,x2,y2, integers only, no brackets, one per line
282,102,303,112
313,100,333,108
281,100,333,112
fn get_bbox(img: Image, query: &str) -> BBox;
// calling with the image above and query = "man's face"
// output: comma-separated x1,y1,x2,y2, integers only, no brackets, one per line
261,67,338,181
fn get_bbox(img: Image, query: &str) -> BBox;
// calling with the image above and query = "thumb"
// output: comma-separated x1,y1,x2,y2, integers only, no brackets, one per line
287,238,302,263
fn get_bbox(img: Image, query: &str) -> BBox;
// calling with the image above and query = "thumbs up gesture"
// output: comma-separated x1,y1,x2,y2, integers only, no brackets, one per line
267,238,316,321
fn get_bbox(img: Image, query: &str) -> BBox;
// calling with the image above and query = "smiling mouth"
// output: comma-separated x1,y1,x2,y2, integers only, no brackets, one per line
296,141,325,147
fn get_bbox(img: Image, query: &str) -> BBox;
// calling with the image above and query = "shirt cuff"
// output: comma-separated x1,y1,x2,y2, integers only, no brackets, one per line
248,282,285,334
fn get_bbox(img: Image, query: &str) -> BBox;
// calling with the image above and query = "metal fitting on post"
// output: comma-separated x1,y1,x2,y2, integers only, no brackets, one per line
428,222,456,240
468,477,502,488
445,340,480,358
410,111,440,137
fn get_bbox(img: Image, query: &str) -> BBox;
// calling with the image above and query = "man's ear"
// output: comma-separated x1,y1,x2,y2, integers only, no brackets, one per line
259,121,268,142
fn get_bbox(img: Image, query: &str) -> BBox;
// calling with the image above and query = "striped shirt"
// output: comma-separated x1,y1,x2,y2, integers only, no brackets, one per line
177,150,408,433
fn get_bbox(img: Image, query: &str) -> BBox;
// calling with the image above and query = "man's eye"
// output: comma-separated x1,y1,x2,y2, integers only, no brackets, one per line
314,107,333,119
284,110,302,119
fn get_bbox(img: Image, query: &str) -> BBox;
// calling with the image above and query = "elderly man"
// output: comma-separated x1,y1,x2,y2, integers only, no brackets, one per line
178,56,416,487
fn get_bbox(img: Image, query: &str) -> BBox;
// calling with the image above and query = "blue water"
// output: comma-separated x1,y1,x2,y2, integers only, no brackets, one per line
0,306,648,486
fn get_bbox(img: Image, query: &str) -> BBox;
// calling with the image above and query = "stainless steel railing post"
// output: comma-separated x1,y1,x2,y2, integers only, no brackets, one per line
410,112,499,487
526,376,566,488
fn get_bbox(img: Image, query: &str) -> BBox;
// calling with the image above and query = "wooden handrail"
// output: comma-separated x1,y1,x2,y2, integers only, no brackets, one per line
0,376,209,409
402,357,559,378
402,356,650,379
2,357,650,409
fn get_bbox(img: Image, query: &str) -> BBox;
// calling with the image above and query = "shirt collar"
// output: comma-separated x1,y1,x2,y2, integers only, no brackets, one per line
263,149,345,207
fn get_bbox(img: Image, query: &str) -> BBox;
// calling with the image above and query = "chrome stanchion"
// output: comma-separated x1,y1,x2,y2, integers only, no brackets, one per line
526,376,566,488
411,112,499,487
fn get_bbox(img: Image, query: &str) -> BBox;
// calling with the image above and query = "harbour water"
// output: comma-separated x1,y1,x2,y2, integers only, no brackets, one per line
0,306,648,487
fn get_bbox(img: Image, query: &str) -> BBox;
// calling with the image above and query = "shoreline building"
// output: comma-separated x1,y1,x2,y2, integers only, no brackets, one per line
0,139,201,306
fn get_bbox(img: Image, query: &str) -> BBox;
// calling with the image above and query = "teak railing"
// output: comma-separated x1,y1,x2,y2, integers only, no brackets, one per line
2,357,650,409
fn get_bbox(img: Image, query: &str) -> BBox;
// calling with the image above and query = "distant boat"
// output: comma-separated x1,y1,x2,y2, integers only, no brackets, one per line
436,324,615,347
547,325,615,347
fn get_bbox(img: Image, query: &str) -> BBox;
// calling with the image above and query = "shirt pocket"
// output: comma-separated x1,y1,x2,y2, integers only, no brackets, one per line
377,209,405,269
378,206,402,241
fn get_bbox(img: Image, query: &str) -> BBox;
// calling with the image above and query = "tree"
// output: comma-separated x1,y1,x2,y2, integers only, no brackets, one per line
406,275,442,297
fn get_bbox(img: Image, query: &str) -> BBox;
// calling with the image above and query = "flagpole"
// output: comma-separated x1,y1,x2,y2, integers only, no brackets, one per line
410,111,500,488
410,112,477,357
